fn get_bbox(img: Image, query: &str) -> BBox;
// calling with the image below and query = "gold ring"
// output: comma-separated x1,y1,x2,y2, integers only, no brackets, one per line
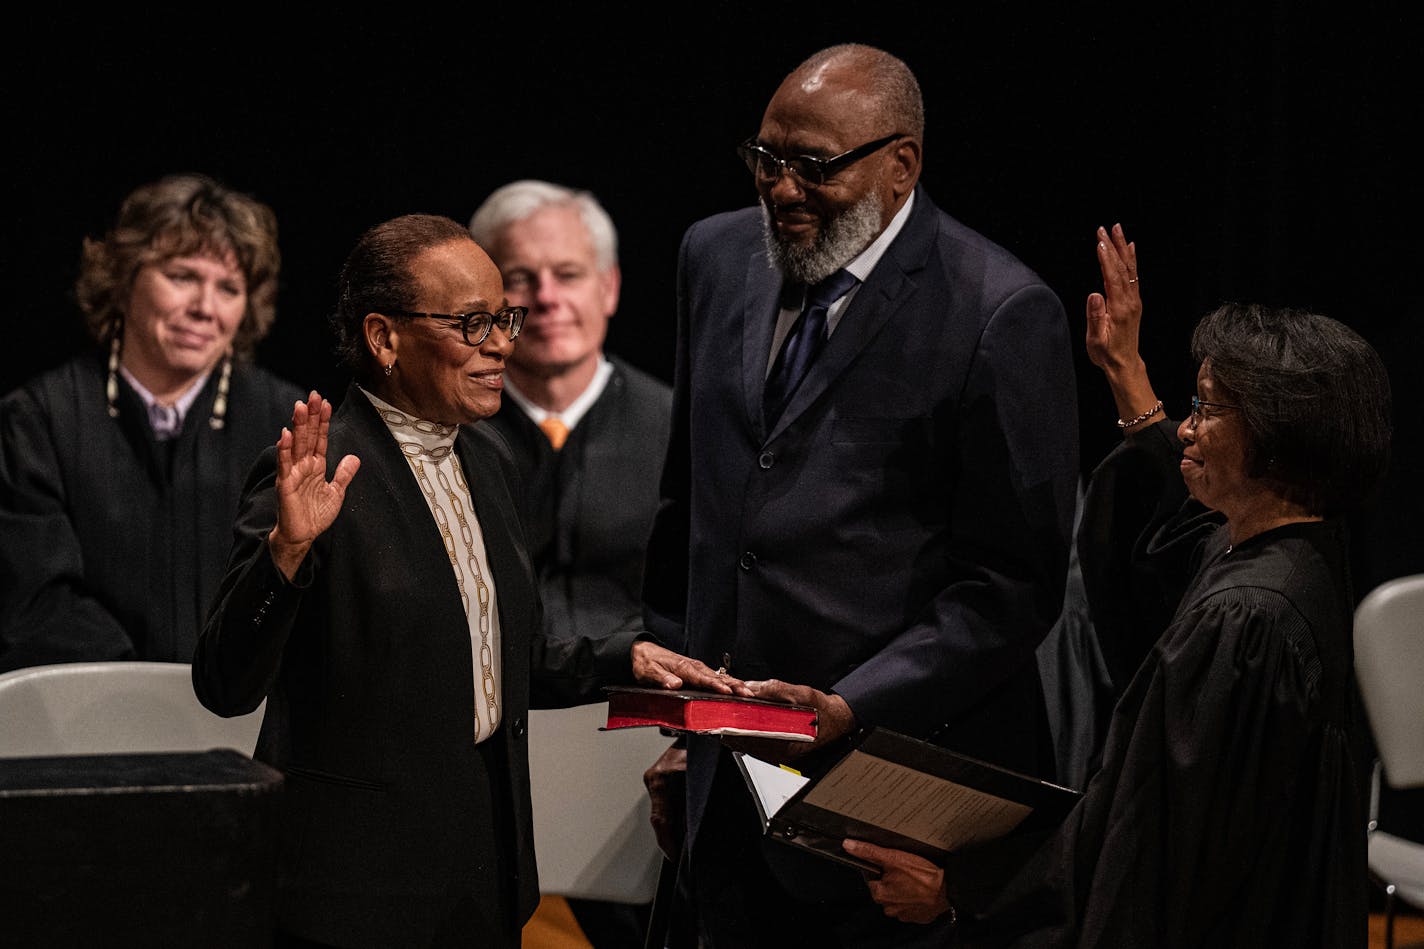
1128,277,1138,284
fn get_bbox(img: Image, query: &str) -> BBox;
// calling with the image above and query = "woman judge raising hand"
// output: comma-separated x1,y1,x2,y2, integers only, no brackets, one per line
194,213,737,949
847,223,1391,948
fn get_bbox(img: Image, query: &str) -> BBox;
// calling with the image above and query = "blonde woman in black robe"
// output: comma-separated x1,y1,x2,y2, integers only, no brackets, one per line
0,173,300,669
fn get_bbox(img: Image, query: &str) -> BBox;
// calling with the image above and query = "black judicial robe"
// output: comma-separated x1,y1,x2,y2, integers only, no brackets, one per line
485,355,672,643
0,350,301,669
963,418,1368,948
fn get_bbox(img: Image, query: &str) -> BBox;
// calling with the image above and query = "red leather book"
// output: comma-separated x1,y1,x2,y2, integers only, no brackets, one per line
602,686,818,741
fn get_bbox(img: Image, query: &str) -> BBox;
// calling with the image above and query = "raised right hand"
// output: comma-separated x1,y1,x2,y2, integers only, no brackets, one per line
267,391,360,579
1084,222,1144,375
1084,224,1161,432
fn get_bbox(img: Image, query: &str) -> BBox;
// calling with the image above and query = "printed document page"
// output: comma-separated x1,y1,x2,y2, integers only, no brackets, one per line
802,750,1031,851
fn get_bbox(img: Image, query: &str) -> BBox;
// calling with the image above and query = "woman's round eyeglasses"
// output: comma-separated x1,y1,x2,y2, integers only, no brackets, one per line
384,306,527,346
1188,395,1240,428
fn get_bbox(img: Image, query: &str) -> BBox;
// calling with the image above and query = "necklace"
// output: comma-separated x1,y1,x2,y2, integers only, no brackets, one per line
411,454,499,741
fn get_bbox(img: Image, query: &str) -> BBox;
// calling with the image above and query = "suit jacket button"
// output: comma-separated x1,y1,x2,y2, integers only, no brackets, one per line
738,552,757,570
511,718,526,737
758,451,774,469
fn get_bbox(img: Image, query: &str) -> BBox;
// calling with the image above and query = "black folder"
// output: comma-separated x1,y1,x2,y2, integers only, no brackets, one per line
735,727,1080,875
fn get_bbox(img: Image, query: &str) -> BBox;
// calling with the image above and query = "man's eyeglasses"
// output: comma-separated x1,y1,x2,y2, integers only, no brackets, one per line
384,306,527,346
1188,395,1240,427
737,133,903,188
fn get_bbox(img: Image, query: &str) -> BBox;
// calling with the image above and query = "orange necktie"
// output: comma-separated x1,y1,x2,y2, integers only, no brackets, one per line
538,417,569,451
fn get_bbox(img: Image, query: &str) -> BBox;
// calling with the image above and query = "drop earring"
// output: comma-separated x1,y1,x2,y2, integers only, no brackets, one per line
105,326,122,419
209,351,233,430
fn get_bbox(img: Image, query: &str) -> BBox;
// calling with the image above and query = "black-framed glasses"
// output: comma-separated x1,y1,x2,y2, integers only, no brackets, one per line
736,133,903,187
384,306,527,346
1189,395,1241,427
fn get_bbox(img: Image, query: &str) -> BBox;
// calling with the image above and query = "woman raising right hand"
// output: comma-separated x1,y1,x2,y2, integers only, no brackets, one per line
850,223,1391,948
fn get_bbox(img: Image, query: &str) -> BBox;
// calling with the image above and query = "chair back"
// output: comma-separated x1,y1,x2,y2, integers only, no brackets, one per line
526,702,671,903
1354,574,1424,788
0,661,263,758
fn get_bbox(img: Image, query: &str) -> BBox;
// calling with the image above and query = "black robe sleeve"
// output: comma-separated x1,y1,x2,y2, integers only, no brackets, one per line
1074,418,1218,695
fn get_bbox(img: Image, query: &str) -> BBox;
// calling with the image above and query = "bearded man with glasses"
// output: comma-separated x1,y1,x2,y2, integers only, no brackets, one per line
639,42,1080,948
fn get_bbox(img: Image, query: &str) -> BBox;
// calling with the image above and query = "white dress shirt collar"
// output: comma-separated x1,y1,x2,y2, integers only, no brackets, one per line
501,355,613,432
119,365,212,440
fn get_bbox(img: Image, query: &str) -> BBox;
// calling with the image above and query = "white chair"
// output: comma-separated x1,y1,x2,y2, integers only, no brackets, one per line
0,662,274,943
0,667,661,906
526,702,673,903
1353,573,1424,948
0,661,263,758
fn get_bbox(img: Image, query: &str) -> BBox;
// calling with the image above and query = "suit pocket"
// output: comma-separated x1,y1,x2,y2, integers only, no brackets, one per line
282,766,397,899
830,415,933,447
284,763,387,791
827,416,942,534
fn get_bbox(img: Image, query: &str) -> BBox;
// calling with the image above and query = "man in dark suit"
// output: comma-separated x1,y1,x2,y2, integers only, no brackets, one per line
471,180,672,946
640,43,1080,947
192,213,730,948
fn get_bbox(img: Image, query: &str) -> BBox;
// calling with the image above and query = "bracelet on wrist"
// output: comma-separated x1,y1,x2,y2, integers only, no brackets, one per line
1117,399,1164,429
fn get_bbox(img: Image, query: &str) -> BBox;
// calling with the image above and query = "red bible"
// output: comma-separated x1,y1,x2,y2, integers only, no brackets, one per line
602,686,818,741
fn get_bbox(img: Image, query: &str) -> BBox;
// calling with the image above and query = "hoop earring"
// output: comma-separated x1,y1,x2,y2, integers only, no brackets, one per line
209,352,233,430
106,329,122,419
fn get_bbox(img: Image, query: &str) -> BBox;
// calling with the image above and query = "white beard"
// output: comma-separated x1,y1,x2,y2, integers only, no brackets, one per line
760,189,884,286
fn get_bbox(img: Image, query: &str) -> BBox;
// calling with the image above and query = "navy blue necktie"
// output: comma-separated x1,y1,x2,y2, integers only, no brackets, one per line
764,268,860,428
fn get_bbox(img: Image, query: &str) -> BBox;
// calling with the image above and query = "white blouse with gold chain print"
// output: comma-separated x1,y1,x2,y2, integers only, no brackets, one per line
363,389,501,743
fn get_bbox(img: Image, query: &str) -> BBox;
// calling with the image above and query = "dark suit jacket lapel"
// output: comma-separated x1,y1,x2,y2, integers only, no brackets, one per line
338,383,469,627
763,187,938,441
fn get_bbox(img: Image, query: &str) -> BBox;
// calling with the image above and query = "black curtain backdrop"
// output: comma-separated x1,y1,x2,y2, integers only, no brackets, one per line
5,6,1419,587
